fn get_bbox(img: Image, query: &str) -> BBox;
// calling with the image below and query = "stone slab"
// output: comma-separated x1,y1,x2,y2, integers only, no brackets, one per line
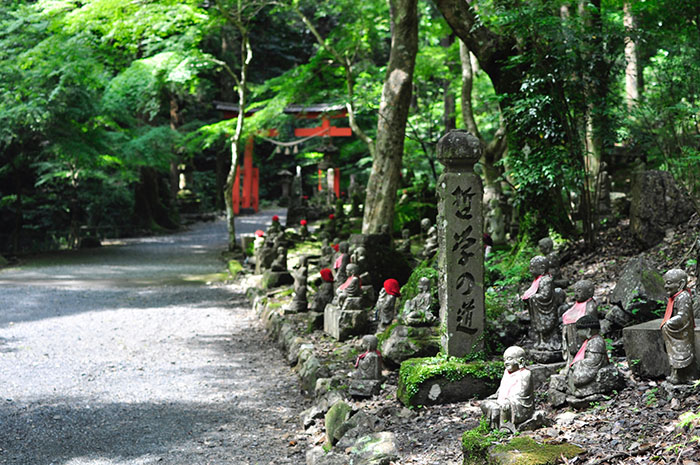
623,318,700,378
324,305,369,341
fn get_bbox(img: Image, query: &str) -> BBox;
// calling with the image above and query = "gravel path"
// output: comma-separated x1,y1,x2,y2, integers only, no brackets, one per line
0,211,306,465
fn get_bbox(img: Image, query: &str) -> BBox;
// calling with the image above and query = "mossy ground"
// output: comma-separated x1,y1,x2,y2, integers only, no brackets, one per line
462,421,583,465
397,356,504,406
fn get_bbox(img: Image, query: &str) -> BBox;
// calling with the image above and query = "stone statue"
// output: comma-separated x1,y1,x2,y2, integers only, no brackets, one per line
397,228,412,255
288,257,309,313
354,335,383,381
268,215,282,236
486,198,506,245
270,246,288,272
326,213,337,237
567,315,622,399
660,269,699,384
538,237,566,287
379,223,392,247
522,256,561,353
349,335,384,397
561,280,599,371
376,279,401,331
310,268,335,313
480,346,535,432
420,218,431,240
549,315,624,408
319,239,334,269
299,219,309,240
421,224,438,260
336,263,363,310
333,241,351,289
401,277,438,326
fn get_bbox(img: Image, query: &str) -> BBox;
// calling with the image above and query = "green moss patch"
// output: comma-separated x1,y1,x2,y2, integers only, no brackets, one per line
397,257,438,310
397,356,503,406
462,424,583,465
227,259,244,279
490,437,584,465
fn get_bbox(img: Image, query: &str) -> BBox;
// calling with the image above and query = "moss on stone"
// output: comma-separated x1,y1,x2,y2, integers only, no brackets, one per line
227,259,244,279
397,355,504,406
397,257,439,310
490,436,584,465
461,419,496,465
325,401,352,444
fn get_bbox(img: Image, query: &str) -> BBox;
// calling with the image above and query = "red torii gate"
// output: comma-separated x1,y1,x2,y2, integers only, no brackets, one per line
214,102,352,213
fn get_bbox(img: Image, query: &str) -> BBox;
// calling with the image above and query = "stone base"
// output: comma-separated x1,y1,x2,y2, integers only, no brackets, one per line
530,348,563,364
530,362,566,388
261,270,293,289
348,379,382,398
380,325,441,367
623,318,700,378
307,311,324,331
324,304,369,341
286,299,308,313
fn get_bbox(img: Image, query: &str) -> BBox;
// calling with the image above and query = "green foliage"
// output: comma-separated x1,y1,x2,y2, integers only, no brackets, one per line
485,240,536,289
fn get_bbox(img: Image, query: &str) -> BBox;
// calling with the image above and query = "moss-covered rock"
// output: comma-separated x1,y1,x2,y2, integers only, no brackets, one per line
397,356,503,407
325,401,352,445
462,423,584,465
227,259,244,279
488,437,584,465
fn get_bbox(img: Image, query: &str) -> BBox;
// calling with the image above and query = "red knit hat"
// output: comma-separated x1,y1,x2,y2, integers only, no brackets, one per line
332,244,340,252
320,268,334,282
255,230,264,237
272,215,279,222
300,219,307,226
329,214,335,220
384,279,401,297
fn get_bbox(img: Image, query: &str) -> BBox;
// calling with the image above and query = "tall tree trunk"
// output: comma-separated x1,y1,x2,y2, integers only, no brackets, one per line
441,36,457,132
169,96,182,201
459,40,508,244
623,1,639,111
223,29,252,251
362,0,418,234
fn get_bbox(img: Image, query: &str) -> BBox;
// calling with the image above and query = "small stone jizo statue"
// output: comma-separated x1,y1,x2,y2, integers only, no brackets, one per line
522,256,560,352
309,268,335,313
660,269,699,385
480,346,534,432
376,279,401,331
401,277,438,326
354,335,383,381
561,279,599,370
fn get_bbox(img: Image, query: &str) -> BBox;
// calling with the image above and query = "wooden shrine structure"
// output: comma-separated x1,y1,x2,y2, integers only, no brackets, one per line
215,102,352,214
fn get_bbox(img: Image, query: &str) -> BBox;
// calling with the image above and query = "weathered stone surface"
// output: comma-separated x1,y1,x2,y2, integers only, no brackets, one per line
529,362,566,388
335,410,381,450
610,257,666,322
261,270,293,289
623,318,700,378
324,304,369,341
348,379,382,398
397,358,501,407
348,432,399,465
436,130,484,357
325,401,353,445
630,170,694,248
487,437,584,465
297,348,330,394
301,390,347,428
306,446,346,465
381,325,440,367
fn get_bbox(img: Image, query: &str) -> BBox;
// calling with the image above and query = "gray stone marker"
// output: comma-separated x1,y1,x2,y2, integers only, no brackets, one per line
436,130,484,357
623,318,700,378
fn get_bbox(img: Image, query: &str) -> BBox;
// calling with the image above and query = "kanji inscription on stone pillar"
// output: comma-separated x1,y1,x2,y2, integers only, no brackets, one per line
436,130,484,357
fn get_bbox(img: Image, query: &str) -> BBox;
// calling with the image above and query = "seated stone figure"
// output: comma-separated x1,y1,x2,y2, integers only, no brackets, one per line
522,256,561,354
480,346,537,432
422,225,438,260
270,246,288,272
401,277,438,326
336,263,364,310
349,335,383,397
310,268,335,313
267,215,282,236
288,257,309,313
538,237,567,288
376,279,401,331
559,315,623,407
661,269,699,385
561,279,599,371
333,241,351,290
397,228,412,255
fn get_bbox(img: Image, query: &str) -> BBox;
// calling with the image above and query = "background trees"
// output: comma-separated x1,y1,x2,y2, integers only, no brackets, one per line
1,0,698,254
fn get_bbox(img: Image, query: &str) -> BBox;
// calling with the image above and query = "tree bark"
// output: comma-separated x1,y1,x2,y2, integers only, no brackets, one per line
623,1,639,111
361,0,418,234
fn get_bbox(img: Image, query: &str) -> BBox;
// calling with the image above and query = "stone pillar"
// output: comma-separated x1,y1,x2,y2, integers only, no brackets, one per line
436,130,484,357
